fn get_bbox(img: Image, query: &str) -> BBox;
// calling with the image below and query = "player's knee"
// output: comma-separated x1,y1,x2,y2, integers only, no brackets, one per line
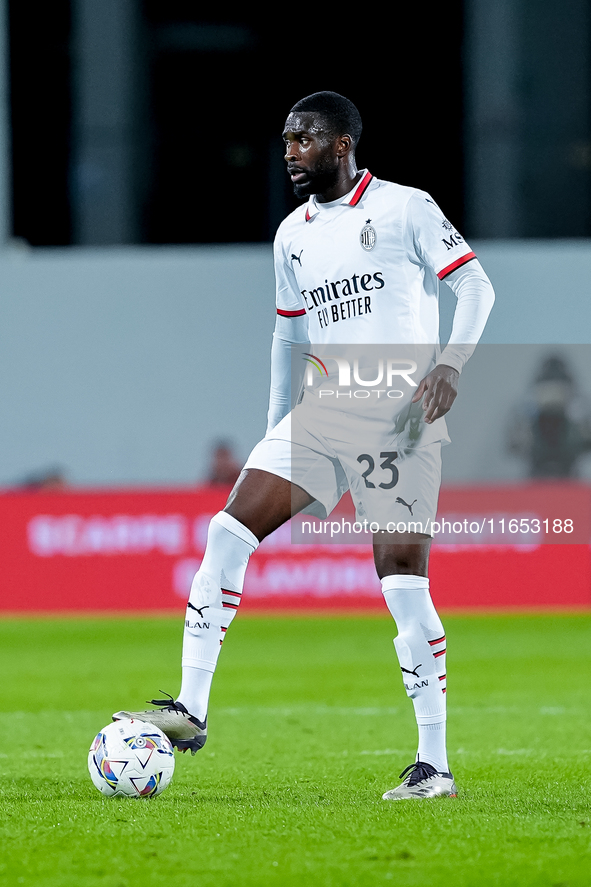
375,553,429,579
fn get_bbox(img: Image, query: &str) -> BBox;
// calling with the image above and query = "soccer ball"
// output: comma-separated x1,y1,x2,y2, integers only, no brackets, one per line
88,718,175,798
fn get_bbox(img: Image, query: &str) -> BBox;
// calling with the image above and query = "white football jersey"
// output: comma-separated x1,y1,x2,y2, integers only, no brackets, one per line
274,170,476,345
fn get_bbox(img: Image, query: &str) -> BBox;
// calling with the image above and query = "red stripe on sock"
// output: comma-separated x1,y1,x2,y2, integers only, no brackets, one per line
428,636,446,646
222,589,242,598
434,649,446,658
222,602,239,610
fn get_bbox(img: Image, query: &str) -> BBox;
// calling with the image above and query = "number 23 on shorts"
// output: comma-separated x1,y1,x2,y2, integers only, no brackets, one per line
356,451,399,489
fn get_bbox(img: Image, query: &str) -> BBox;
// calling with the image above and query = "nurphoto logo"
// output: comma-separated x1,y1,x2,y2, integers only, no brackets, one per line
302,353,418,399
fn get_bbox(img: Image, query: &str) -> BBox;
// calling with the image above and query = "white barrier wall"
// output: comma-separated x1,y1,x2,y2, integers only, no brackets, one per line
0,241,589,486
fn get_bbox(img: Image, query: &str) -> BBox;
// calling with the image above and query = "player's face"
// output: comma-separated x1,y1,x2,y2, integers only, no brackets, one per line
283,112,340,199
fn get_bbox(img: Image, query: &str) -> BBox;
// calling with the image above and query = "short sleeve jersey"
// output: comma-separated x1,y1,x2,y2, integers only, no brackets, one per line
273,170,476,345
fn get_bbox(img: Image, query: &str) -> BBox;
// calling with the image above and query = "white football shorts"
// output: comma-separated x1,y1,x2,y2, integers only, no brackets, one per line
244,407,442,536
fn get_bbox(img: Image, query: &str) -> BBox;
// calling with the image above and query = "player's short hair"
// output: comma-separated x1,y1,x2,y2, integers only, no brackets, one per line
289,91,362,148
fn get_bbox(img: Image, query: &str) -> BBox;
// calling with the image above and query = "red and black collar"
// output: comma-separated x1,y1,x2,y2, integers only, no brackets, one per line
305,170,374,222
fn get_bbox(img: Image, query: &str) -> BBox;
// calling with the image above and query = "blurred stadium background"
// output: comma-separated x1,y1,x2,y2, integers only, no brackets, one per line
1,1,591,612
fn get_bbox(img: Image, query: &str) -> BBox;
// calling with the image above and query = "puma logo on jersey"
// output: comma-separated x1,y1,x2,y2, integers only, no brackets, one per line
291,250,303,266
396,497,417,515
187,601,210,618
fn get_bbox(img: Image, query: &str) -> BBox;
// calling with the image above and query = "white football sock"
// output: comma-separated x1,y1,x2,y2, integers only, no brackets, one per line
381,574,449,774
176,511,258,720
178,667,213,723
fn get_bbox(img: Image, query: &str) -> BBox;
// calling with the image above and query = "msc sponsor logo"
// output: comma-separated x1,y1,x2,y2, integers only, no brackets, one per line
442,228,465,250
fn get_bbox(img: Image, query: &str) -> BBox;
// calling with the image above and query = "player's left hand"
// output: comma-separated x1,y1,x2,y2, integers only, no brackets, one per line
412,364,459,424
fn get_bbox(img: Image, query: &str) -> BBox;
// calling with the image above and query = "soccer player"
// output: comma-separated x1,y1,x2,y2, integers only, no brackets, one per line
114,92,495,799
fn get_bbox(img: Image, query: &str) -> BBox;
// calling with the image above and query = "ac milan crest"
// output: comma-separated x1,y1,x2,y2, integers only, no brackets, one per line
360,220,376,250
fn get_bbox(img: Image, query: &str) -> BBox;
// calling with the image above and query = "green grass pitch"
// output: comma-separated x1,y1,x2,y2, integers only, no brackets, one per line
1,612,590,887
